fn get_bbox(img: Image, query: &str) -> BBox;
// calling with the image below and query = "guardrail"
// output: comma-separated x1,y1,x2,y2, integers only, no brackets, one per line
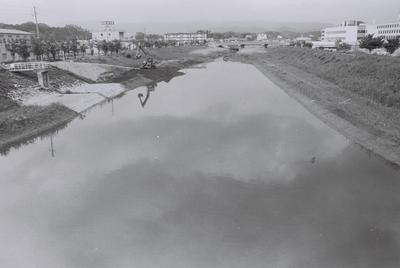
6,62,49,72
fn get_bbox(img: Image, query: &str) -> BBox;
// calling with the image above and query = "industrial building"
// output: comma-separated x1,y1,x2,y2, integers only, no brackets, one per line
321,20,366,47
164,31,208,44
0,29,33,63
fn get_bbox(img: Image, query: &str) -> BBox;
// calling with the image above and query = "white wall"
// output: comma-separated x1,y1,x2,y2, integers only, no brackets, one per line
322,25,365,45
366,22,400,39
92,31,123,41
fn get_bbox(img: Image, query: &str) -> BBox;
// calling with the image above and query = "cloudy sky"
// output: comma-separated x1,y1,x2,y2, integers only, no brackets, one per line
0,0,400,23
0,0,399,29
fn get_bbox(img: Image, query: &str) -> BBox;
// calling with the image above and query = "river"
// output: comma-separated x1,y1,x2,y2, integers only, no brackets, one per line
1,60,399,268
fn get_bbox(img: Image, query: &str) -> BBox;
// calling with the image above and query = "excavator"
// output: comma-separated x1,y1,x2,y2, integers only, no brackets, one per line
135,44,156,69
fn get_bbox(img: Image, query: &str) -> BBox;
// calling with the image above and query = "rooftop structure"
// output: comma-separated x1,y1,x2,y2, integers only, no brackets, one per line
0,29,34,35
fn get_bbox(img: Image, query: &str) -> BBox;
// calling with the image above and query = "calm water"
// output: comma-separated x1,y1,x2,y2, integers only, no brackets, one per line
1,60,399,268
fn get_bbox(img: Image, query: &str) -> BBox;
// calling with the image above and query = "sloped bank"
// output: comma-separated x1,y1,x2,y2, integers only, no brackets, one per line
231,48,400,166
0,55,218,153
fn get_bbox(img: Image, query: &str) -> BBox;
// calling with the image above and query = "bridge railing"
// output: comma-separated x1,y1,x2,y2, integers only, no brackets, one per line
6,62,49,72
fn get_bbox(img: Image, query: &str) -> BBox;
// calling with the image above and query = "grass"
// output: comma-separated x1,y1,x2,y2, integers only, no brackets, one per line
266,47,400,108
0,103,77,153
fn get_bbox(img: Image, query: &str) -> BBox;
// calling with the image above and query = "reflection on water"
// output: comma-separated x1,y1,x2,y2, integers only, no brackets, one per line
138,83,157,108
0,121,71,156
0,60,399,268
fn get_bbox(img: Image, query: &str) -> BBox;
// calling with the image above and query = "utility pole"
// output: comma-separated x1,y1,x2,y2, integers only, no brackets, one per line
50,135,55,158
33,6,40,38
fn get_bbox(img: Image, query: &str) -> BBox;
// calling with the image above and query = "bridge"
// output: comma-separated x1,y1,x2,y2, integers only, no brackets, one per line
6,62,49,72
6,62,50,88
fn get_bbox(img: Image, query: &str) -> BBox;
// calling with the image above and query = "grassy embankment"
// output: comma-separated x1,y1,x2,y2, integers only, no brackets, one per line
264,47,400,108
0,69,79,152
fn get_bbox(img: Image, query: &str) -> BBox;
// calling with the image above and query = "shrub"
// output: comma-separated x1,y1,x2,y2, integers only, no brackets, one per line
383,38,400,54
359,35,384,52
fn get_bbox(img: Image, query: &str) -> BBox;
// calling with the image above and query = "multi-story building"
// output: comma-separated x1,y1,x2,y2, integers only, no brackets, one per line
0,29,33,63
321,20,366,46
92,31,125,42
164,31,207,44
366,21,400,40
91,20,125,42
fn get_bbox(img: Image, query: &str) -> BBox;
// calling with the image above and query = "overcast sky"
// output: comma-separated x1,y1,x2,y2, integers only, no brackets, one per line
1,0,399,27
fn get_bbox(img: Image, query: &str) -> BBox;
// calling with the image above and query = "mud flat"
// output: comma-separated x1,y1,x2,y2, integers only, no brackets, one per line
231,48,400,166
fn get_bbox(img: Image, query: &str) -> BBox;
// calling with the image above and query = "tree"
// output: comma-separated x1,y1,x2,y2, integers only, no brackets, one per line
100,40,109,55
359,34,384,52
16,39,31,61
112,40,122,55
146,34,163,41
0,22,91,41
31,37,46,60
80,43,88,56
303,42,313,48
70,39,79,57
60,41,70,58
46,40,60,61
94,42,101,56
135,32,145,41
5,40,19,61
107,41,115,55
383,38,400,54
89,42,94,56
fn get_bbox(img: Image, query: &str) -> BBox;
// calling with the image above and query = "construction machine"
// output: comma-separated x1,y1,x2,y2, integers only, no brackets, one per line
135,45,156,69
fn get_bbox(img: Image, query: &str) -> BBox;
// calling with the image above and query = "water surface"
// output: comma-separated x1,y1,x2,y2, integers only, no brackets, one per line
1,60,399,268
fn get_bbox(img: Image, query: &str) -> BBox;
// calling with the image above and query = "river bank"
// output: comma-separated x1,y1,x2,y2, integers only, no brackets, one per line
231,47,400,166
0,46,228,153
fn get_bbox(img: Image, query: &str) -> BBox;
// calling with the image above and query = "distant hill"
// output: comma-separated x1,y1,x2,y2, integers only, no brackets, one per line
76,20,333,36
0,22,91,40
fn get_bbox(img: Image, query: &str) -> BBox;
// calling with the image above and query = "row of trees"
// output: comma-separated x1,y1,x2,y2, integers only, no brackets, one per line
295,34,400,54
359,35,400,54
0,22,91,41
95,40,123,56
6,38,87,61
5,38,124,62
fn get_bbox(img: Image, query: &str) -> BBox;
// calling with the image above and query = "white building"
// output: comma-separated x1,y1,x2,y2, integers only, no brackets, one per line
366,21,400,40
0,29,33,63
92,31,125,42
256,33,268,41
321,20,366,46
164,31,207,43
